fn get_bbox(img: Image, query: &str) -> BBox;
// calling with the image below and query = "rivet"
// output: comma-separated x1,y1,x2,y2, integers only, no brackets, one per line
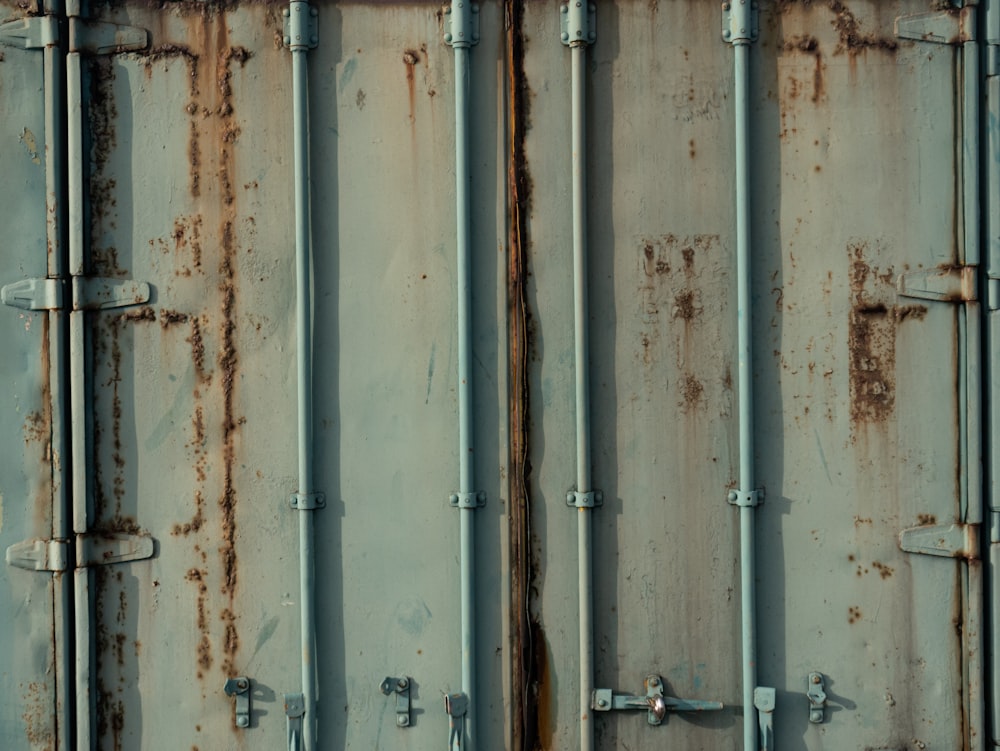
397,715,408,726
811,674,821,684
237,716,249,728
561,31,569,42
723,30,731,40
310,35,318,45
561,4,568,13
282,8,289,16
310,6,317,16
597,698,608,708
444,32,453,43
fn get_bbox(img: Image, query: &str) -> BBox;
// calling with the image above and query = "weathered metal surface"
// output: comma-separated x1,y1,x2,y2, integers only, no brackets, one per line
0,3,59,747
0,0,986,749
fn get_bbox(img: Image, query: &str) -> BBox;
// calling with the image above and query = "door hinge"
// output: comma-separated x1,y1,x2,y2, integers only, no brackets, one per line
899,521,979,560
0,15,147,53
0,15,58,49
896,265,977,303
895,6,975,45
2,277,150,311
6,532,155,572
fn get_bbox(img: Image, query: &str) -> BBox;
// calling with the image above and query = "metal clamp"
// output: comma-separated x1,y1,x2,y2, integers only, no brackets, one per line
754,686,776,750
566,489,603,508
592,674,723,726
727,488,763,508
807,672,826,724
444,692,468,750
284,693,304,751
283,2,318,50
449,491,486,509
560,1,596,47
380,676,411,728
444,1,479,48
722,0,759,44
289,492,326,510
224,677,252,729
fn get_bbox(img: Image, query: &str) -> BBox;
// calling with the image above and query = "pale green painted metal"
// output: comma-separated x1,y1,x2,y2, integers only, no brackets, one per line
727,4,760,748
289,2,319,748
447,2,480,747
0,4,60,746
0,2,992,749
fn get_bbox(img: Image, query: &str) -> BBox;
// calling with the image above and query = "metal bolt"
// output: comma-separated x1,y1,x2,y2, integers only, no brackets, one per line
811,674,821,684
561,4,568,13
237,716,249,728
561,31,569,42
282,8,289,16
310,6,317,16
740,27,746,34
237,679,249,690
397,715,409,726
310,35,318,45
397,678,409,690
283,36,291,46
723,30,731,40
597,698,608,708
444,32,453,43
722,2,730,10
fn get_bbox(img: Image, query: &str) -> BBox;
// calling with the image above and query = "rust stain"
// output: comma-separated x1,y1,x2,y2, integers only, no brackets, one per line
533,622,555,750
22,681,54,747
775,1,898,55
403,48,421,134
506,2,537,749
848,241,896,427
917,513,937,526
782,35,825,103
848,605,862,624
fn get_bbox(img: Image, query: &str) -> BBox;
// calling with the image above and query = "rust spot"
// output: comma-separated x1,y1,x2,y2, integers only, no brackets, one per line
160,309,190,327
872,561,894,579
688,138,696,159
848,605,862,624
672,289,700,321
854,515,873,526
120,306,156,323
847,553,855,561
679,373,705,411
917,513,937,526
893,304,927,322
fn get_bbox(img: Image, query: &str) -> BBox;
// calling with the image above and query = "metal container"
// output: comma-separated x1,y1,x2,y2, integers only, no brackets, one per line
0,1,996,749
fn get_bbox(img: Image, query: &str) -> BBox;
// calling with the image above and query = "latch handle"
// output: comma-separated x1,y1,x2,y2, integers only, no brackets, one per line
223,677,252,729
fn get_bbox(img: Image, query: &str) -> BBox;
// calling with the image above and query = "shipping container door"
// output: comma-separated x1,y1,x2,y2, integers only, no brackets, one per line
0,1,69,748
77,3,301,748
517,1,982,749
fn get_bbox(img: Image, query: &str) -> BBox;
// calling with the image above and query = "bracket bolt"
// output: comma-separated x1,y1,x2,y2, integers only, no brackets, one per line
811,674,821,684
397,715,409,726
397,678,409,690
597,698,608,708
722,2,730,9
283,8,290,16
444,32,453,43
284,36,291,46
236,716,249,728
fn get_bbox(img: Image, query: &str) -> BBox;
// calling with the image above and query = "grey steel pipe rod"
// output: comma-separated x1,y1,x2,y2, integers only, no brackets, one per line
454,39,477,749
734,38,758,751
571,42,595,751
289,3,318,747
67,47,93,751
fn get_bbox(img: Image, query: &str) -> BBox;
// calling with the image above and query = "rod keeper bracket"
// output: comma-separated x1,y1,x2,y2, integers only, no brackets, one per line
290,492,326,510
450,491,486,509
727,488,762,508
567,489,603,508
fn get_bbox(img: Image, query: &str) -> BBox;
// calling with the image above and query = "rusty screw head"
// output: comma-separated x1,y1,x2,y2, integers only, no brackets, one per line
811,674,821,684
397,678,409,691
237,678,249,691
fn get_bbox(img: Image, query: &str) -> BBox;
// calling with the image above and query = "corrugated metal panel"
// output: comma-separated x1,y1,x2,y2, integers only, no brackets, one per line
0,2,61,746
0,1,987,749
